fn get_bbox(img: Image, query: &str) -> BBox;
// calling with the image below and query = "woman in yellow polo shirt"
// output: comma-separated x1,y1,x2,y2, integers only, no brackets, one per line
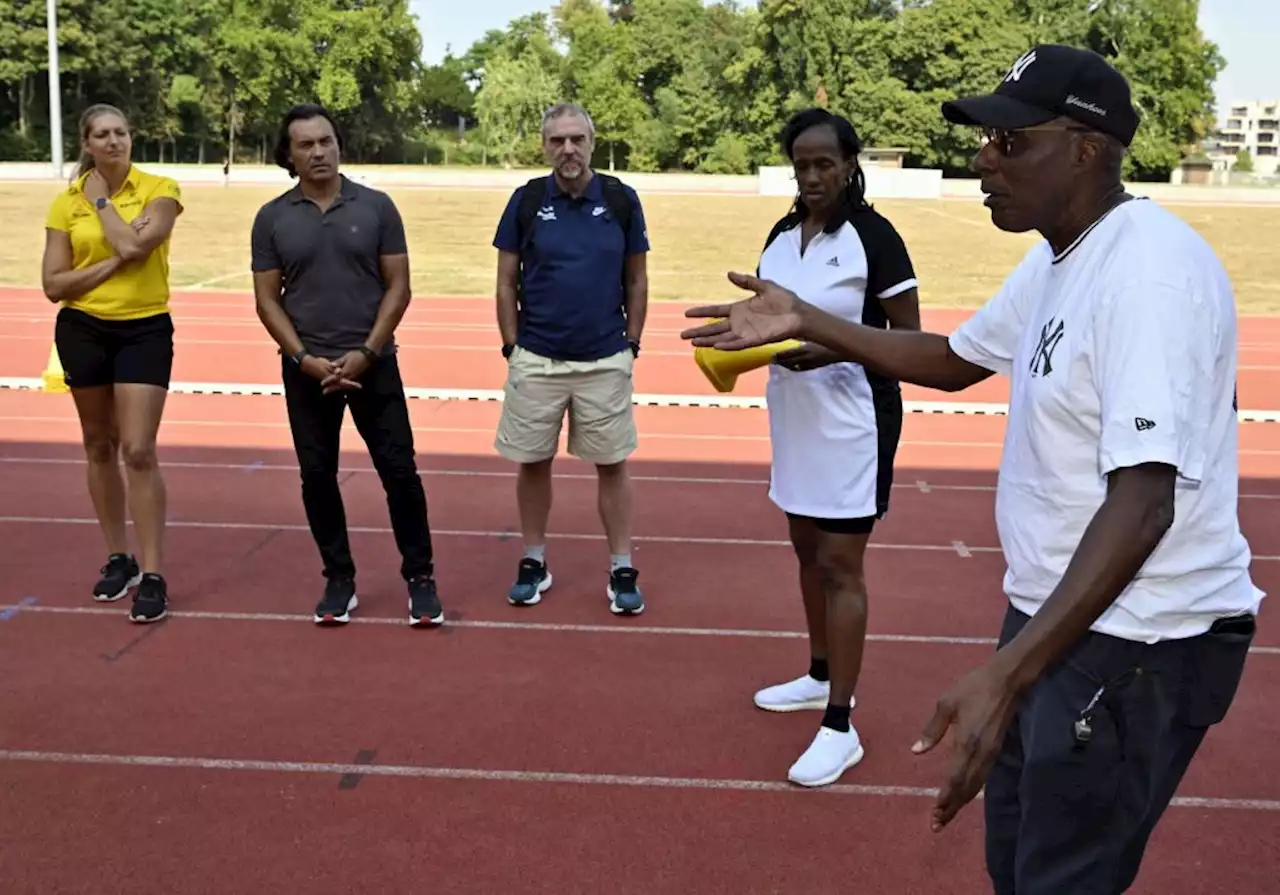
40,102,184,624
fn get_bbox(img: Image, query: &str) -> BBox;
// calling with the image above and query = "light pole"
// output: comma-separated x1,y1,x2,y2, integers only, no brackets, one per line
47,0,63,179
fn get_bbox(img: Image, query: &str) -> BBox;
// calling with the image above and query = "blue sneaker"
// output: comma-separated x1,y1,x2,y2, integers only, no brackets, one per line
608,567,644,615
508,558,552,606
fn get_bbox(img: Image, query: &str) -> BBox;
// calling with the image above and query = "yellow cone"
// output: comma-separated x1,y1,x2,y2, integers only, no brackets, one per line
42,343,68,393
693,321,804,393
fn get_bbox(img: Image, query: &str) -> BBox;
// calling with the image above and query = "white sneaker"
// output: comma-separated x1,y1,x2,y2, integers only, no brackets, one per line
788,725,865,787
753,674,856,713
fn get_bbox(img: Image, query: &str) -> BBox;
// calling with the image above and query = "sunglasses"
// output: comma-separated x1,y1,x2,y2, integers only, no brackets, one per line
979,124,1090,156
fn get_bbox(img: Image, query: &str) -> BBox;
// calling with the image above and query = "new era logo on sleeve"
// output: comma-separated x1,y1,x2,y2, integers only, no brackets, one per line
1135,417,1156,431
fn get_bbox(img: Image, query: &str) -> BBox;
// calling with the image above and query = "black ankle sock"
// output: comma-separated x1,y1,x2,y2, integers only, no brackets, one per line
808,657,829,682
822,703,851,732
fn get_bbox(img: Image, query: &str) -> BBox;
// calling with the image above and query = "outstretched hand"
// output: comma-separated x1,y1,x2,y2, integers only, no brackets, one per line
679,272,807,351
911,662,1022,832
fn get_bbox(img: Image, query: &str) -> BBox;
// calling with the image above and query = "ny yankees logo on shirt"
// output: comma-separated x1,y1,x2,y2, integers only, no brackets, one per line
1029,318,1065,377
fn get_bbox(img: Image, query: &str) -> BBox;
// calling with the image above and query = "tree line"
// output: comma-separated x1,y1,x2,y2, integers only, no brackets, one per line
0,0,1224,180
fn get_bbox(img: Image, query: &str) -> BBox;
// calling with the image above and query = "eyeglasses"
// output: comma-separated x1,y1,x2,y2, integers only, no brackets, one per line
979,124,1090,156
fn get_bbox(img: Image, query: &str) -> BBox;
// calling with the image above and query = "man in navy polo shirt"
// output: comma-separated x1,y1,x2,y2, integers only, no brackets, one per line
492,102,650,615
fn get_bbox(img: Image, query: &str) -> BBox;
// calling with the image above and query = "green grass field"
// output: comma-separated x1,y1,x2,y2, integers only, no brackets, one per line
5,181,1279,312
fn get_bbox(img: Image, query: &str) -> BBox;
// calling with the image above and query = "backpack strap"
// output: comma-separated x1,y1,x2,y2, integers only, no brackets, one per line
596,173,633,238
515,175,550,253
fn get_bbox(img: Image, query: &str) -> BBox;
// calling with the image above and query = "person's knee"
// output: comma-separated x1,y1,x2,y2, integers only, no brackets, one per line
120,440,158,473
595,459,628,480
369,446,420,485
296,449,339,484
518,458,554,479
812,537,868,601
82,430,119,465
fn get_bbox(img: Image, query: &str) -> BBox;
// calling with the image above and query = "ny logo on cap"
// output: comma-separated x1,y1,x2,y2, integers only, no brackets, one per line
1005,50,1037,83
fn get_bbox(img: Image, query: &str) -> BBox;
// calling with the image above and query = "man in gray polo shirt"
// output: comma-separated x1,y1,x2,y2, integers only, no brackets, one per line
250,103,443,629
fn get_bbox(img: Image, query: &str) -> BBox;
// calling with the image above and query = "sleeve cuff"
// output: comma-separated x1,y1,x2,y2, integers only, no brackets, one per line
1098,444,1202,484
947,329,1007,375
876,278,918,299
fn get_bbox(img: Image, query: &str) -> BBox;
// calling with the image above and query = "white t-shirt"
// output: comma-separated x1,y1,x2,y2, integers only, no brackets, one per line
760,204,918,520
949,197,1263,643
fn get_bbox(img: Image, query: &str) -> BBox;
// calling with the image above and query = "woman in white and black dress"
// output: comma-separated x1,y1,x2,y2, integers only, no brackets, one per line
750,108,921,787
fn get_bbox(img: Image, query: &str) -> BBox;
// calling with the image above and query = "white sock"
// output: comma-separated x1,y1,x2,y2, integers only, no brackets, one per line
610,553,632,571
524,544,546,564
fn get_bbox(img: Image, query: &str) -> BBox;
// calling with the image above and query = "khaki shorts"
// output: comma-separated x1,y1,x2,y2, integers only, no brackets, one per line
495,346,637,465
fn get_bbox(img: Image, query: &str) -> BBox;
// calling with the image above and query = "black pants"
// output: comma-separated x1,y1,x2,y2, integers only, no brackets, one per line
984,603,1255,894
282,354,434,583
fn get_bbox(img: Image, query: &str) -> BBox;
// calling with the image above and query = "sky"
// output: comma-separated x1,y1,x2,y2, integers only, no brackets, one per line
408,0,1276,122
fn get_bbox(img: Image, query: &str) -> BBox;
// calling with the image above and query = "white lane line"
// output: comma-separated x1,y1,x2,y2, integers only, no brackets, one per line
0,749,1276,810
0,604,996,644
0,515,1001,552
0,748,938,798
5,604,1277,654
7,514,1280,560
5,458,1280,500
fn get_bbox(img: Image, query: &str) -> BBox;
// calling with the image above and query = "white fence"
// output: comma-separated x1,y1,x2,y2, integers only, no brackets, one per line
758,164,944,200
2,161,1277,205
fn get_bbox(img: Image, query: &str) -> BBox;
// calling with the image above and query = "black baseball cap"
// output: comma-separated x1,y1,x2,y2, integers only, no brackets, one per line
941,44,1140,147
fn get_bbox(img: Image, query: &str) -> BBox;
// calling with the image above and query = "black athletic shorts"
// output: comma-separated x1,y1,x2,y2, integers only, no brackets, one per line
54,306,174,390
785,511,879,535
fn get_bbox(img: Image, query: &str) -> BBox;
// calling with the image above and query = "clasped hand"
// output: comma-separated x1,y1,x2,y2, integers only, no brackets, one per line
306,350,369,395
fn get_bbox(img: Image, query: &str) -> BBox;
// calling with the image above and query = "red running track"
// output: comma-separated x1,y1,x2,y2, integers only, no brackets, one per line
0,388,1278,893
5,288,1280,409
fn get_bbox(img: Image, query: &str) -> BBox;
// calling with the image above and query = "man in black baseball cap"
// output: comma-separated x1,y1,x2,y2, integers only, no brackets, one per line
680,40,1258,895
928,44,1141,243
942,43,1140,147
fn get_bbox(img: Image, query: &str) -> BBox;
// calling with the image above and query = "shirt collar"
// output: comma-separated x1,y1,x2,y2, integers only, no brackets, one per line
288,173,358,205
546,171,602,203
72,164,140,195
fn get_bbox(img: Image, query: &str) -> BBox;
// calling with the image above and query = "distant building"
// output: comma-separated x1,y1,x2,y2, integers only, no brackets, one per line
1214,100,1279,176
860,148,906,168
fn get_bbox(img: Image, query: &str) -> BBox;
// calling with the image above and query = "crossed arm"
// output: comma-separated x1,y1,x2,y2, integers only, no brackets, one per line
41,198,179,303
97,197,180,262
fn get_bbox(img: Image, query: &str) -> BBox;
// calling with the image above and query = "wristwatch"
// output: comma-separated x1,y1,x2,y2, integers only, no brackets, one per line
358,346,378,362
628,339,640,358
502,344,515,359
95,197,108,211
290,349,309,366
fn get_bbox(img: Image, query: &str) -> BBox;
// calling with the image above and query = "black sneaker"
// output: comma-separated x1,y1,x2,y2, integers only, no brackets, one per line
508,557,552,606
408,575,444,627
94,553,141,602
608,567,644,616
129,573,168,623
315,577,357,625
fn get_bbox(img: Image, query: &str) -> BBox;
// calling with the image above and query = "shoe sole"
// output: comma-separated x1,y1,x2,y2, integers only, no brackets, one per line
129,608,167,624
754,694,857,713
788,743,865,788
95,572,143,603
509,572,553,606
315,594,358,625
408,598,444,627
607,584,644,615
